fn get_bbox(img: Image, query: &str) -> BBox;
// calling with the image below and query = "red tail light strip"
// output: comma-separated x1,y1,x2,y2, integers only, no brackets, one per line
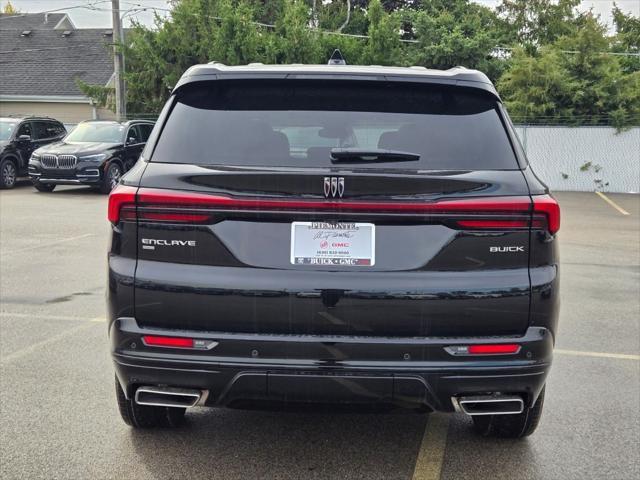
108,185,560,234
455,219,530,229
532,194,561,234
141,334,218,350
142,335,194,348
444,343,522,356
108,184,137,224
468,344,521,355
134,188,534,213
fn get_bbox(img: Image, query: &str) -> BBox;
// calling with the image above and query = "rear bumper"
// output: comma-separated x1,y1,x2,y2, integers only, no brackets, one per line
111,317,552,412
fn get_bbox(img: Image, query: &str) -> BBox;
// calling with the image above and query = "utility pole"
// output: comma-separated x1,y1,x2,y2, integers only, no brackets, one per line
111,0,126,121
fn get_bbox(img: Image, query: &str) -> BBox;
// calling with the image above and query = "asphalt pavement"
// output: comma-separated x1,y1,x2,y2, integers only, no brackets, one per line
1,183,638,480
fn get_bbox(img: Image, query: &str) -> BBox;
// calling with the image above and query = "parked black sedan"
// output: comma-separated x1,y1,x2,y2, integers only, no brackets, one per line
29,119,154,193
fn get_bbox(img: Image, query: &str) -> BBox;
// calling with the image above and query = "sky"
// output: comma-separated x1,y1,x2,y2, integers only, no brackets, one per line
2,0,639,30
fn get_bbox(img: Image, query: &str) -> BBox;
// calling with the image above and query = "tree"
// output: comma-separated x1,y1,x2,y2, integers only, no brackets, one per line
499,14,640,129
498,47,575,124
75,0,638,128
2,1,18,14
407,0,504,79
267,0,322,63
363,0,401,65
497,0,580,51
612,4,640,73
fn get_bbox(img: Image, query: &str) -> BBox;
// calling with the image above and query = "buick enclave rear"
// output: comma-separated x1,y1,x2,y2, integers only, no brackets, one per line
107,63,559,437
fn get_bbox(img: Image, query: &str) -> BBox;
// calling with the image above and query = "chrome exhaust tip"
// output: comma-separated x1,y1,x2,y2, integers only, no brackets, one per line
135,386,204,408
452,394,524,416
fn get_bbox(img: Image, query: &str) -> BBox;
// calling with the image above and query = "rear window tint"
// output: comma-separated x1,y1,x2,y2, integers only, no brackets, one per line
151,80,518,170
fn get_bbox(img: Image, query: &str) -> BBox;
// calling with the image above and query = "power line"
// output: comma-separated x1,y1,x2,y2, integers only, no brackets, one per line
0,0,112,18
2,3,638,55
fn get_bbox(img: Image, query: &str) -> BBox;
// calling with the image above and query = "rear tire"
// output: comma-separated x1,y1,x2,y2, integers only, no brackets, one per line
33,182,56,192
472,387,545,438
115,376,186,428
0,158,17,189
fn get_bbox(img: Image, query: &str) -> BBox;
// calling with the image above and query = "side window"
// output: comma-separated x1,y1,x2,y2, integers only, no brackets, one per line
138,124,153,142
16,122,32,139
126,125,141,144
48,122,66,137
32,121,51,140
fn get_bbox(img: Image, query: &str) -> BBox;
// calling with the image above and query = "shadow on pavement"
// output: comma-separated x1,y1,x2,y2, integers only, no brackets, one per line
129,408,428,480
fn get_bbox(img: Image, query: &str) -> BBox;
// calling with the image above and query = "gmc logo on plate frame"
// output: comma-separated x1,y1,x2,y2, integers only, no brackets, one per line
324,177,345,198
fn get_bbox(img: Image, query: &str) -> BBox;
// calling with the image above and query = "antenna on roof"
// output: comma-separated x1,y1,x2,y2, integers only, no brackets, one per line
328,49,347,66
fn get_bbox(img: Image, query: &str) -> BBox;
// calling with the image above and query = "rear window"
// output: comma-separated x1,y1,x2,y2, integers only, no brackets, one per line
151,80,518,170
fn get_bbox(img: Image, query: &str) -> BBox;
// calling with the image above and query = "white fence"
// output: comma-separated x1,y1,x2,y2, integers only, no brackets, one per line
514,126,640,193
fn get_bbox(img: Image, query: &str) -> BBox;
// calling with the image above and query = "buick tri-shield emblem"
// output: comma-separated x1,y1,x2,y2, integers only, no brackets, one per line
324,177,344,198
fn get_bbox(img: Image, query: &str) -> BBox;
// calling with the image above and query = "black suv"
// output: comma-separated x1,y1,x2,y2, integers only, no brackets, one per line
107,63,560,438
29,119,154,193
0,116,66,189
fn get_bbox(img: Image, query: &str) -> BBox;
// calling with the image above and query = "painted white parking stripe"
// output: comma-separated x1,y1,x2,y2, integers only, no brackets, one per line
595,191,631,216
0,323,97,363
0,233,95,255
555,348,639,361
0,312,89,322
412,413,450,480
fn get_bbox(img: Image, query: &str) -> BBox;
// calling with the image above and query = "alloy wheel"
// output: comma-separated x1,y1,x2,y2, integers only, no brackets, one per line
108,164,122,191
2,161,16,188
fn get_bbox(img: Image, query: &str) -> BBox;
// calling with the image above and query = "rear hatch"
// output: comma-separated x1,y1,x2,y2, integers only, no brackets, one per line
128,79,537,337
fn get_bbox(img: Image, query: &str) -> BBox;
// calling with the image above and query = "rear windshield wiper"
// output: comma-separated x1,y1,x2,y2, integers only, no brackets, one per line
330,148,420,163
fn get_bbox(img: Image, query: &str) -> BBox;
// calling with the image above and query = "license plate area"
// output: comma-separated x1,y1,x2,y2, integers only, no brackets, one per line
290,221,375,266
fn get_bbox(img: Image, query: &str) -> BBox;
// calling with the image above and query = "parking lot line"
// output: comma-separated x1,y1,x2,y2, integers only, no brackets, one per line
595,191,631,216
0,322,96,364
0,233,96,255
555,348,639,361
412,413,450,480
0,312,88,322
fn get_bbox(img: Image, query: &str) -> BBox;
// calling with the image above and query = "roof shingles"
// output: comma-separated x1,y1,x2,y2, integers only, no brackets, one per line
0,27,114,97
0,12,68,30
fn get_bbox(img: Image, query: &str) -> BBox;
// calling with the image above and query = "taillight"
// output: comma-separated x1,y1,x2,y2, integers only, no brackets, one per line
467,344,521,355
445,343,521,356
134,190,534,214
455,219,530,229
109,187,560,235
108,184,137,224
142,335,194,348
141,335,216,350
533,194,560,234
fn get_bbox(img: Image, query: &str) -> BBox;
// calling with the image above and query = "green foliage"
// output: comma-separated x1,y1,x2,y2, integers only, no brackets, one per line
2,1,18,14
76,0,639,128
269,0,322,63
497,0,581,51
498,46,575,123
612,4,640,73
363,0,401,65
499,14,640,129
407,0,505,79
76,79,115,110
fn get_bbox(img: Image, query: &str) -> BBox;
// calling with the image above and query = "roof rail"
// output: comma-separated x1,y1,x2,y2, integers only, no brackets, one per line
8,114,56,120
